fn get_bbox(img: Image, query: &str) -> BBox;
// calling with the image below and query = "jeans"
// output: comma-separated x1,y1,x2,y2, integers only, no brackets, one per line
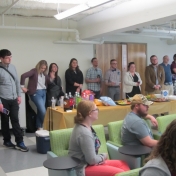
0,98,23,143
30,89,46,128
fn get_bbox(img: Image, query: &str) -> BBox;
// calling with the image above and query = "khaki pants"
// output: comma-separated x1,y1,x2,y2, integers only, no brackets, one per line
162,84,174,95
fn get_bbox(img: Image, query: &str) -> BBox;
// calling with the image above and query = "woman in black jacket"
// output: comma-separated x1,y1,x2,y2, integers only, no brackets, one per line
65,58,83,96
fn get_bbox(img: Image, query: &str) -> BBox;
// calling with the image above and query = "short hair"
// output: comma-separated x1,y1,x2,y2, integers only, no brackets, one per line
173,54,176,59
74,100,95,124
91,57,97,63
150,55,157,60
110,59,117,64
0,49,11,58
35,60,48,74
128,62,135,70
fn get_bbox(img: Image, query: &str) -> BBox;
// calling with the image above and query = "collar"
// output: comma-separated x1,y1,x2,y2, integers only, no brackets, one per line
111,68,116,72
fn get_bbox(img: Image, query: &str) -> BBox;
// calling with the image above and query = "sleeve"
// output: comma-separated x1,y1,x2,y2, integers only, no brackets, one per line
124,73,137,86
145,67,155,88
86,69,91,79
104,70,110,84
78,134,105,165
14,67,21,97
137,72,142,85
160,66,165,85
130,121,150,140
58,76,62,87
20,69,35,85
65,69,74,85
140,168,166,176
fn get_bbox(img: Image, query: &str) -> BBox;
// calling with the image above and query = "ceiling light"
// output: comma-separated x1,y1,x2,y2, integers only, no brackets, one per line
86,0,112,7
25,0,87,4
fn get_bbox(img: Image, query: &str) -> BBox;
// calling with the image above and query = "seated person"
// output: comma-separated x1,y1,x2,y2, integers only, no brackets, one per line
139,119,176,176
69,100,130,176
121,94,158,147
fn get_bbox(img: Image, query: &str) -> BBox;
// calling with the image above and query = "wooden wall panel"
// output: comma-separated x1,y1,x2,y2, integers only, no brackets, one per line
127,43,147,94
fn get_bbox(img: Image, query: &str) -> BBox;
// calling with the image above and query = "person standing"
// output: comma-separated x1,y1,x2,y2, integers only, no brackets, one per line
171,54,176,95
86,58,103,99
160,55,173,95
105,59,121,101
65,58,83,96
145,55,165,94
123,62,142,98
0,49,28,152
21,60,48,130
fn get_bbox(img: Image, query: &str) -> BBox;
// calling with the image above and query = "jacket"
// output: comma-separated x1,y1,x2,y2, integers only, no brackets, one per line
123,71,142,93
139,156,171,176
145,64,165,92
20,68,49,95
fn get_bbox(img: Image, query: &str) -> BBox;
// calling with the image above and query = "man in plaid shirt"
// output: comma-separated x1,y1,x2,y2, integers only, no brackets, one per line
86,58,103,98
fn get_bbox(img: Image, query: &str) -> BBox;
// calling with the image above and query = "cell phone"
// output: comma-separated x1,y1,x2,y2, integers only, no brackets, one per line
2,108,10,115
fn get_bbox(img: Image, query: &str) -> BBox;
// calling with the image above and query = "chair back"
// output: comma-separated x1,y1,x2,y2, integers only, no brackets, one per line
108,120,123,147
49,124,108,157
157,114,176,133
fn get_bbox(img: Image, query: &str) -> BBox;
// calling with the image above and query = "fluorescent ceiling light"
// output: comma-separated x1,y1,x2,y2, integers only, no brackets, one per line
54,4,89,20
87,0,112,7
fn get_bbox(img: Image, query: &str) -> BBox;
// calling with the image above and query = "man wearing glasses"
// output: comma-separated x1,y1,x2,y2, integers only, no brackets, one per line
105,59,121,101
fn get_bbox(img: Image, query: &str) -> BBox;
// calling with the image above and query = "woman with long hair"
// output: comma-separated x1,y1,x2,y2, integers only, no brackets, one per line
20,60,49,130
47,63,64,107
139,119,176,176
69,100,130,176
123,62,142,98
65,58,83,95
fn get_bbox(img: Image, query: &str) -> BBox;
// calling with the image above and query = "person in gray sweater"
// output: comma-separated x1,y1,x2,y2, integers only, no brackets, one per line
69,100,130,176
139,119,176,176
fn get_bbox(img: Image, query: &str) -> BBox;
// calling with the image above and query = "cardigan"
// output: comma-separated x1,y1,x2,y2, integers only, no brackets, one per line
20,68,49,95
123,72,142,93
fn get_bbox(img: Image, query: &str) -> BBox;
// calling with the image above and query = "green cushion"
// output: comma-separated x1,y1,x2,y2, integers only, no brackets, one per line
108,120,123,147
157,114,176,133
115,168,140,176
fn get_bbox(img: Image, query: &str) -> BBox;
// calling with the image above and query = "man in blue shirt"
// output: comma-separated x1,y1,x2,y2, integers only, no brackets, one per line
160,55,173,95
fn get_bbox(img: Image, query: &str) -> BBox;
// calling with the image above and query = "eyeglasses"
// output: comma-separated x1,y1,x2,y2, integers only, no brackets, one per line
91,108,99,112
3,55,12,59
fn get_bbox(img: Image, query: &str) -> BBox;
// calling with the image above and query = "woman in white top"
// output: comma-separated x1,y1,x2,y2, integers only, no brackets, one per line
123,62,142,98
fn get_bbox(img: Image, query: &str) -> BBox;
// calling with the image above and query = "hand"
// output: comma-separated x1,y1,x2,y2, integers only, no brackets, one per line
76,87,80,93
21,87,28,93
146,114,158,127
96,78,101,83
50,72,55,80
110,82,116,86
136,82,140,86
0,103,3,112
17,97,21,104
79,84,83,89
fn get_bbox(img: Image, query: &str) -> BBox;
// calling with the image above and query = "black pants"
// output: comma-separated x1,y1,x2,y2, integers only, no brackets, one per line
0,98,23,143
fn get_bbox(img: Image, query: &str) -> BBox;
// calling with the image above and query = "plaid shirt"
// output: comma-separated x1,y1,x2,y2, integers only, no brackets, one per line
86,67,103,91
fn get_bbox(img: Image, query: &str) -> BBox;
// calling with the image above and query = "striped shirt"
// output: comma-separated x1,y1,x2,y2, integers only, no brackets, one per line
105,68,121,86
86,67,103,91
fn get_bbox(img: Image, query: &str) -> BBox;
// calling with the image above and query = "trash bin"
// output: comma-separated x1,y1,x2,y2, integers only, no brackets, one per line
36,130,51,154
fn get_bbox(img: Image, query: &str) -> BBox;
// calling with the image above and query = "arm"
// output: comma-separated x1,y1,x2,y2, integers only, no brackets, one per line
124,73,138,86
20,69,35,85
65,70,75,86
85,69,98,83
159,66,165,86
145,67,155,88
14,67,21,104
140,136,158,147
104,70,115,86
140,168,167,176
78,135,106,165
145,114,158,127
137,72,142,85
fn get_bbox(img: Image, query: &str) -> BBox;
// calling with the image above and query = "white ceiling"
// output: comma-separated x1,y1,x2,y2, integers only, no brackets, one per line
1,0,176,44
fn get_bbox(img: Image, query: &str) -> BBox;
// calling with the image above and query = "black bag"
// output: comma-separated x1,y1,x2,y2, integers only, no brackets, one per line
25,94,37,133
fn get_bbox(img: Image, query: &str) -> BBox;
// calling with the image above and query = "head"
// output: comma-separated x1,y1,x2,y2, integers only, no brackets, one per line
131,94,152,117
0,49,12,65
74,100,99,124
173,54,176,63
91,57,98,67
110,59,117,69
150,55,158,66
128,62,135,72
35,60,48,74
163,55,169,64
69,58,80,71
48,63,58,76
145,119,176,172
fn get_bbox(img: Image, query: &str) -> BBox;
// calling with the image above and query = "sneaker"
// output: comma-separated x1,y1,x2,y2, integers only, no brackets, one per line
15,142,29,152
3,141,15,148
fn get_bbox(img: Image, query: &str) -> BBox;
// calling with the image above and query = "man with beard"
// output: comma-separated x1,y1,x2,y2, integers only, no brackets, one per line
145,55,165,94
121,94,158,147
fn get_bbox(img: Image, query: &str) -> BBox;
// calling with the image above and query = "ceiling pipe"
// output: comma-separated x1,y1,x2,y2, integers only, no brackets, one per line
140,28,176,35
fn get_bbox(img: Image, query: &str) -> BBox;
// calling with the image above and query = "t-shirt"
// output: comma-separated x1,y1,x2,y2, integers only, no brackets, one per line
121,112,153,145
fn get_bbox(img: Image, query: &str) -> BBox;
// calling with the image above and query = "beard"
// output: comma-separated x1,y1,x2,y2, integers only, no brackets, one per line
137,108,148,117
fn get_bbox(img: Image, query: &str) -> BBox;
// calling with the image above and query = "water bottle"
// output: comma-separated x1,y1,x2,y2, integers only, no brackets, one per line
60,96,64,108
69,92,73,110
74,92,77,109
76,93,82,105
51,97,56,109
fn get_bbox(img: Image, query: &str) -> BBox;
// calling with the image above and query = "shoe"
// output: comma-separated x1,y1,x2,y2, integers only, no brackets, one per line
3,141,15,148
15,142,29,152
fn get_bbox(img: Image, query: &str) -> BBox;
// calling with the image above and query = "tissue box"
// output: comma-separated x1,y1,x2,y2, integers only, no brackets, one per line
161,90,169,99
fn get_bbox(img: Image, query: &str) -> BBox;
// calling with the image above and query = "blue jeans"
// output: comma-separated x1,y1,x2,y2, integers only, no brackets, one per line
30,89,46,128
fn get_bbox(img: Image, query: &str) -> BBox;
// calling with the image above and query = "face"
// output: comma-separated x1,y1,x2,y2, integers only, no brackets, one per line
136,104,149,117
71,60,78,69
129,64,135,72
39,64,47,73
163,56,169,64
111,60,117,69
0,55,12,65
89,104,99,121
92,59,98,67
150,56,158,65
51,64,58,72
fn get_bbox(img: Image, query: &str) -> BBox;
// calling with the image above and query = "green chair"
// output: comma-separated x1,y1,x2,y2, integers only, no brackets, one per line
47,124,140,176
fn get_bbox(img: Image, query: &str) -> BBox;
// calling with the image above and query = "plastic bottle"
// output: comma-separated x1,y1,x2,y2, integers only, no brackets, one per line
69,92,73,110
64,93,70,112
76,93,82,105
51,97,56,109
74,92,77,109
60,96,64,108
